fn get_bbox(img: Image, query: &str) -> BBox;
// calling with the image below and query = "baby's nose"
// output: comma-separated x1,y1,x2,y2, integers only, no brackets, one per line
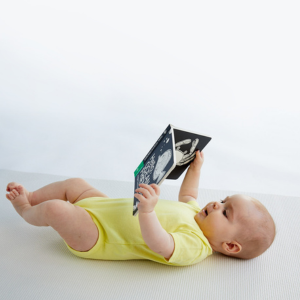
212,202,220,210
207,202,219,214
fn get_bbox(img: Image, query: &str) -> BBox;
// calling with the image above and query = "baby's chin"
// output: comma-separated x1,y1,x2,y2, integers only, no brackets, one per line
193,213,202,228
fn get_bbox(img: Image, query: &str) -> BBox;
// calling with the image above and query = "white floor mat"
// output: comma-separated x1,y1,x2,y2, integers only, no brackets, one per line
0,169,299,299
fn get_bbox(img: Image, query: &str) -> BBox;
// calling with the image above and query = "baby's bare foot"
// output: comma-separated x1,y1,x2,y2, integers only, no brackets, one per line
6,185,31,217
6,182,32,205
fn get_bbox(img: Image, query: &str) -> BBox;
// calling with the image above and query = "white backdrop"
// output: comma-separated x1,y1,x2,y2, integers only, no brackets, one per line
1,1,299,197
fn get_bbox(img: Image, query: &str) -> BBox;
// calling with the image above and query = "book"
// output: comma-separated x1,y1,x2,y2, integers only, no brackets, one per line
133,124,212,216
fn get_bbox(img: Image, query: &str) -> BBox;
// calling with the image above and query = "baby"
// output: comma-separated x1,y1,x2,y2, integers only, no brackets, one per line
6,151,275,266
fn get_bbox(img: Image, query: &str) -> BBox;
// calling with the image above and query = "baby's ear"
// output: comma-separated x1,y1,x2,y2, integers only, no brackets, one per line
222,241,242,254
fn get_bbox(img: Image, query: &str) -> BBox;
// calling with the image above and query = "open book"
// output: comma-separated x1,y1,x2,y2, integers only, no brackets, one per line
133,124,211,216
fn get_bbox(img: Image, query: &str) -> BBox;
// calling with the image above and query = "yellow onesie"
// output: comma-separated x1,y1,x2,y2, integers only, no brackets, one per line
65,197,212,266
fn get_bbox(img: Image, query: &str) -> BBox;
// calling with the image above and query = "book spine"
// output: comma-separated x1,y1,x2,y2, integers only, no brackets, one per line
155,127,176,185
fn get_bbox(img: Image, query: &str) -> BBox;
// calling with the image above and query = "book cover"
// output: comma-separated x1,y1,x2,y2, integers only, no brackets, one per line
166,127,212,179
133,124,211,216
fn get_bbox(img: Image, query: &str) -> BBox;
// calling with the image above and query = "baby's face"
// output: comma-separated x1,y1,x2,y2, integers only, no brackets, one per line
194,194,255,252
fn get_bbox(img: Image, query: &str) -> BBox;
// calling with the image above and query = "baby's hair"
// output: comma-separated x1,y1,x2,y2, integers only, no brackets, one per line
231,198,276,260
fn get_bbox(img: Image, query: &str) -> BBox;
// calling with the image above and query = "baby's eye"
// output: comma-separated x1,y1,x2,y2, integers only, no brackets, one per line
220,199,225,203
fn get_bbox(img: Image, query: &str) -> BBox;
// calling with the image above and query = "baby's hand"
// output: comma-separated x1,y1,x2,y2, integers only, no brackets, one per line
135,183,160,214
189,150,204,171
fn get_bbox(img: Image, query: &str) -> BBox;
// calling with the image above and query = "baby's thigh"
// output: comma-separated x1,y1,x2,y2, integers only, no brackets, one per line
74,188,109,203
46,200,99,252
65,178,109,203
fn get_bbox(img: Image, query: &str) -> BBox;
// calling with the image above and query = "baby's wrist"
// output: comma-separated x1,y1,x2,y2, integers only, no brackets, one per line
189,163,202,172
138,205,156,214
139,210,154,215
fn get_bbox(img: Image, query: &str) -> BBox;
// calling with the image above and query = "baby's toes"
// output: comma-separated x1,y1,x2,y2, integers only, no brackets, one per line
6,182,18,192
11,189,20,197
6,193,13,200
16,185,24,195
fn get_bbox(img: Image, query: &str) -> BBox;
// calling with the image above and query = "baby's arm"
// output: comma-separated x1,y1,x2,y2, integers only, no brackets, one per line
135,184,175,260
178,150,204,203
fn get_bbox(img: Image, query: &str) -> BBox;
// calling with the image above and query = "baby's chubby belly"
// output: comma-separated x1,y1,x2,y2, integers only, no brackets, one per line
75,197,145,245
75,197,200,246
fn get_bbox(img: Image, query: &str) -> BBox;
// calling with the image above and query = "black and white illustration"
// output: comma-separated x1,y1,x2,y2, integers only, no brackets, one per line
166,128,211,180
137,154,156,186
153,149,172,183
133,128,175,216
133,154,157,215
175,138,199,166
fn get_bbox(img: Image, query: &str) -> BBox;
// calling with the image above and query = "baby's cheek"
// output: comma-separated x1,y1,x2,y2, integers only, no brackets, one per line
204,220,219,236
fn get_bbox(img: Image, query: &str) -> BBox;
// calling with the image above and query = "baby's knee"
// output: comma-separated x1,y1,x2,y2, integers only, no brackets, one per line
43,200,72,223
65,178,87,188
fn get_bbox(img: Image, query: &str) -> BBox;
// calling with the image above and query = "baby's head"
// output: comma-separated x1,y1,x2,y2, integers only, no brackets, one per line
194,194,275,259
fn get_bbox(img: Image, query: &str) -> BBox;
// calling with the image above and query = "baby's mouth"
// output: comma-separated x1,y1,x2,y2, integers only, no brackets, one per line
201,209,208,217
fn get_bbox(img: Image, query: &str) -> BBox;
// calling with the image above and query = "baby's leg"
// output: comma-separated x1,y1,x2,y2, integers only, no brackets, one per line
7,178,108,206
6,185,98,251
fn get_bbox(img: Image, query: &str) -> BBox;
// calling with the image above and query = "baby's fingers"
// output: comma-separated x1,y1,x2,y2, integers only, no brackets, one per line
150,184,160,196
135,186,151,198
190,150,204,169
134,192,146,202
199,151,204,159
195,150,204,161
138,183,155,196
